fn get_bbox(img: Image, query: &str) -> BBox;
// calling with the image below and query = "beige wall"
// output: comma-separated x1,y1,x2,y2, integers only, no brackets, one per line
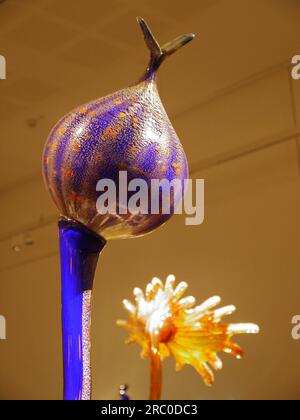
1,0,300,400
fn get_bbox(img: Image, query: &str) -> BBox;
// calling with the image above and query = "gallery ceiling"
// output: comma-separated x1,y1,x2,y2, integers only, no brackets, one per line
0,0,300,192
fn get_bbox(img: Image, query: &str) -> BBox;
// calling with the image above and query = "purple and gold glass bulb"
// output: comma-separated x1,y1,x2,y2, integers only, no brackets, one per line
43,17,194,240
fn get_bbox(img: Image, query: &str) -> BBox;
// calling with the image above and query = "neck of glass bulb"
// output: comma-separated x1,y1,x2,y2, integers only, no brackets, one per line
58,218,106,400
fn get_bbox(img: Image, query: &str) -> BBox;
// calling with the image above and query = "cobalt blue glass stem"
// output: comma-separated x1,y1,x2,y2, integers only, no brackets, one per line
58,218,106,400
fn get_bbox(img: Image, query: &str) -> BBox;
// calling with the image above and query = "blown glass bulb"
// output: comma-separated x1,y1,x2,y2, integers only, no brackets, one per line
43,18,194,240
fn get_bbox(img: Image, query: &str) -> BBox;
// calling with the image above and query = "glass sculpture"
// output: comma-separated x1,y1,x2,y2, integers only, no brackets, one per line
118,275,260,400
42,18,195,400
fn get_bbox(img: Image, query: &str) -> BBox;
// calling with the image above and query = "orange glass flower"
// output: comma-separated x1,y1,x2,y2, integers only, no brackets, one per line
117,275,259,397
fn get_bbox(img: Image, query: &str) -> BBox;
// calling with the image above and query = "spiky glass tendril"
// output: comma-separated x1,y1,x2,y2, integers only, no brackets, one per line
117,275,259,399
